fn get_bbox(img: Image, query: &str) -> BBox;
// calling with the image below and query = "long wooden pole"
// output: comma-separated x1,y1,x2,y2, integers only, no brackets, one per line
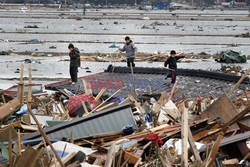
27,65,32,125
17,64,24,104
27,65,65,167
181,107,188,167
227,68,250,98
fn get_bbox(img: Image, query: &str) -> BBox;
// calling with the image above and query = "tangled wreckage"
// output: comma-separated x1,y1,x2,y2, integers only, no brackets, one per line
0,65,249,167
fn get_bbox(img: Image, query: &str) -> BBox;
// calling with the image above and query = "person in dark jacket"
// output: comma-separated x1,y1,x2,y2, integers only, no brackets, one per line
164,50,185,83
119,36,137,67
68,43,81,84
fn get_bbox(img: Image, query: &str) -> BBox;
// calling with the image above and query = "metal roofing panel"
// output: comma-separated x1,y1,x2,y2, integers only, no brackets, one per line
22,103,137,140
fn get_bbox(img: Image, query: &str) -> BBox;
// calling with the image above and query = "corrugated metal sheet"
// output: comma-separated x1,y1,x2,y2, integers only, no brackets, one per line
22,103,137,140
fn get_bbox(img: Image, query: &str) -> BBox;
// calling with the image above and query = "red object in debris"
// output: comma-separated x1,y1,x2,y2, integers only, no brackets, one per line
68,94,96,116
145,134,164,145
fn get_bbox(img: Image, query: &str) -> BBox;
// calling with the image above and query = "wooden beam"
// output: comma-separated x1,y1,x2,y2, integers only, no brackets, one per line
104,143,116,167
27,65,32,125
27,66,65,167
0,98,21,122
134,158,141,167
81,101,89,114
188,127,202,162
227,68,250,98
205,133,224,167
128,95,145,114
168,81,177,101
222,105,250,130
181,108,189,167
96,101,119,112
82,79,92,95
17,64,24,104
95,88,106,102
159,149,172,167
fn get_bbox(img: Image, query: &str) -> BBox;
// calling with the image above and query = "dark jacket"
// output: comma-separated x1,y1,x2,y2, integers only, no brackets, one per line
69,47,81,67
164,56,185,69
120,40,137,59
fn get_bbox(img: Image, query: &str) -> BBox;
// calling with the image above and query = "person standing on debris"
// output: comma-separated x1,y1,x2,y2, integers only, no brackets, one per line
164,50,185,83
119,36,137,67
68,43,81,84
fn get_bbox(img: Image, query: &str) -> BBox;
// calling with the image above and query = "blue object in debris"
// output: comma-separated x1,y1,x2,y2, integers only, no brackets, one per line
16,104,28,115
122,125,134,135
57,151,69,158
108,43,119,48
108,97,125,103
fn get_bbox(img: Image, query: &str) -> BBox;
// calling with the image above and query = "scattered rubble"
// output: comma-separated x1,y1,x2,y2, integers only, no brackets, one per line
215,50,247,63
0,64,249,167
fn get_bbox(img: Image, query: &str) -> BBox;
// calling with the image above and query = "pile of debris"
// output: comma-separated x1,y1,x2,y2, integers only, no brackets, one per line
0,65,250,167
215,50,247,63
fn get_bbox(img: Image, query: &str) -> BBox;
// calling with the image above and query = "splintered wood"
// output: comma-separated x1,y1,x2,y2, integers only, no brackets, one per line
0,64,249,167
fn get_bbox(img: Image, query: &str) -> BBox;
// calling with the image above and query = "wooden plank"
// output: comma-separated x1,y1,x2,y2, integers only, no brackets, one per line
222,105,250,130
159,149,172,167
51,152,77,167
200,93,239,131
188,127,202,162
152,92,169,113
159,154,169,167
134,158,142,167
15,147,39,167
96,101,119,112
168,81,177,101
82,79,93,95
181,108,189,167
0,126,18,142
20,124,38,131
123,150,140,165
227,68,250,98
17,64,24,104
95,88,106,102
0,97,21,122
104,143,116,167
128,95,145,114
26,67,65,167
81,101,89,114
205,133,224,167
26,65,32,125
164,147,172,164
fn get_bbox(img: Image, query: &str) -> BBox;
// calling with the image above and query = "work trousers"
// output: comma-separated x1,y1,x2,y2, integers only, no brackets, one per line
127,58,135,67
70,67,78,83
169,68,176,83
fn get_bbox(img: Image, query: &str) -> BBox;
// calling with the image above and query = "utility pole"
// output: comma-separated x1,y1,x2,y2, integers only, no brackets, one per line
135,0,137,6
106,0,108,6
